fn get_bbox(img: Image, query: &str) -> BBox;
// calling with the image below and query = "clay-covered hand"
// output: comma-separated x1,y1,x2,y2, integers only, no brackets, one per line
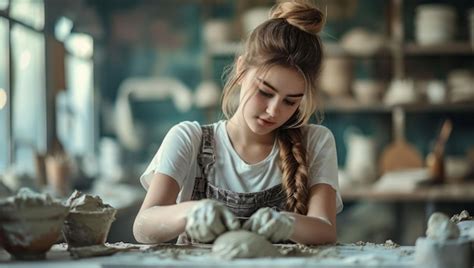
243,207,295,243
185,199,240,243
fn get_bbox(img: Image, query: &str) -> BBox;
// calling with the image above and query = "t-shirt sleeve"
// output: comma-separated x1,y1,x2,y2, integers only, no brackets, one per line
305,125,343,213
139,121,201,190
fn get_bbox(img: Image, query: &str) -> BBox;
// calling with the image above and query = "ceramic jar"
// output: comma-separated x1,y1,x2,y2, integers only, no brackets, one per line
344,129,378,184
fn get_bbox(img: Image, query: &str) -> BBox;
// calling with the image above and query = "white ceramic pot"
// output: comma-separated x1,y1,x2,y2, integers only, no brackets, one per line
203,19,232,47
415,4,457,45
242,7,271,35
352,80,385,105
344,128,377,184
320,57,353,98
426,80,447,104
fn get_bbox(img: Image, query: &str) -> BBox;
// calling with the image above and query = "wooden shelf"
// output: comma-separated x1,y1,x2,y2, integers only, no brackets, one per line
207,42,242,57
342,182,474,202
324,42,392,58
324,101,474,113
206,42,474,58
404,42,474,55
324,102,390,113
207,42,394,58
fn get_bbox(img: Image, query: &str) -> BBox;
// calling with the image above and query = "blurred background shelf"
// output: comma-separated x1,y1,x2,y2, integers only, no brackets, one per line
404,42,474,55
341,181,474,202
324,102,474,113
0,0,473,246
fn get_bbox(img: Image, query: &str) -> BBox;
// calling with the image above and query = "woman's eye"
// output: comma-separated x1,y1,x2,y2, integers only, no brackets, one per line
284,99,296,106
258,89,273,98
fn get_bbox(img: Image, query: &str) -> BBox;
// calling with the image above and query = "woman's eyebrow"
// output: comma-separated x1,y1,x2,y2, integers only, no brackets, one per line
257,78,304,98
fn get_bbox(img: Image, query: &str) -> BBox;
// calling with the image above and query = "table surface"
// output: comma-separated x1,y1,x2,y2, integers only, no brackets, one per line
0,242,416,268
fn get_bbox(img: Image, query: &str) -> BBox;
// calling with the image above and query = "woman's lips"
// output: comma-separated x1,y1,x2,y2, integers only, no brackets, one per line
257,117,276,126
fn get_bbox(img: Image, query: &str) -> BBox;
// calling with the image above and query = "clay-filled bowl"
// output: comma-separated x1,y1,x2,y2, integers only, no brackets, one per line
0,203,69,260
62,208,117,248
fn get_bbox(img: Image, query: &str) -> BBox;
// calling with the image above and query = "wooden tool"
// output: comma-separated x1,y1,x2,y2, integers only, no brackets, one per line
425,119,453,183
379,107,423,175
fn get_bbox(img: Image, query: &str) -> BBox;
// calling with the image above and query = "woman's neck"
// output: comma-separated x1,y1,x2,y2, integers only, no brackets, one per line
226,116,276,164
226,115,275,147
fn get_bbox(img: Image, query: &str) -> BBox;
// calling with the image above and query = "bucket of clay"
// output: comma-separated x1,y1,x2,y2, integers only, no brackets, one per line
0,205,68,260
62,208,117,248
415,237,472,268
457,220,474,237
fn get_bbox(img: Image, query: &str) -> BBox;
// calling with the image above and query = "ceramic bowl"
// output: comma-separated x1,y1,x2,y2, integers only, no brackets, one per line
0,200,69,260
352,80,385,105
62,208,117,248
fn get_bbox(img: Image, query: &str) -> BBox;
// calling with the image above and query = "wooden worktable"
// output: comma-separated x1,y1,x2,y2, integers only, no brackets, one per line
0,242,416,267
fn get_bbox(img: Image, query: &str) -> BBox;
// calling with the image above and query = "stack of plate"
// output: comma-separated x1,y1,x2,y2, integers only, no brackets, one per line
415,4,457,45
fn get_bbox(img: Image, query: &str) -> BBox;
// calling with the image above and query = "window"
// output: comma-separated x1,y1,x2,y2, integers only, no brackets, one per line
10,0,44,30
0,0,8,10
11,24,46,174
62,33,95,155
0,18,8,172
0,0,47,175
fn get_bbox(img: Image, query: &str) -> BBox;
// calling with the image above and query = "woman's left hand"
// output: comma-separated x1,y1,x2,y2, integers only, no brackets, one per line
243,207,295,243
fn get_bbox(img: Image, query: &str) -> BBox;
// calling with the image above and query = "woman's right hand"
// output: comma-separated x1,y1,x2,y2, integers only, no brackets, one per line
185,199,240,243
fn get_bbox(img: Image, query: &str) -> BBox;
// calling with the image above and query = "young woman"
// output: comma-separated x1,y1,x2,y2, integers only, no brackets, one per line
133,0,342,245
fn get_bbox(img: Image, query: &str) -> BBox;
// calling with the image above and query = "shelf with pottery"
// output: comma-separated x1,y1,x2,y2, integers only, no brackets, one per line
341,181,474,202
403,42,474,55
341,113,474,203
207,41,393,58
207,41,242,57
324,101,474,113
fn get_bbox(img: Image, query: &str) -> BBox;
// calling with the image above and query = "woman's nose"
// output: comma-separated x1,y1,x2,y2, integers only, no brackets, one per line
266,98,279,117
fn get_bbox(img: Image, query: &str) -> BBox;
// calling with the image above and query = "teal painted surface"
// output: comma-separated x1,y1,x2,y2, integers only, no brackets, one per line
94,0,474,166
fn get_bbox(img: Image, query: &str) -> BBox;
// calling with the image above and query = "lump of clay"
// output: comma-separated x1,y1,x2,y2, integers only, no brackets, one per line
66,190,114,212
212,230,281,259
0,188,68,260
426,212,460,241
63,190,117,248
451,210,472,224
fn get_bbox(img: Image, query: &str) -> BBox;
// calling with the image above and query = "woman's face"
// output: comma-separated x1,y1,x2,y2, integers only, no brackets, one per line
239,65,305,135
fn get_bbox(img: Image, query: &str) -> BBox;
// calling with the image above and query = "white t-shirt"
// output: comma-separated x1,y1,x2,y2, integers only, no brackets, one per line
140,120,343,213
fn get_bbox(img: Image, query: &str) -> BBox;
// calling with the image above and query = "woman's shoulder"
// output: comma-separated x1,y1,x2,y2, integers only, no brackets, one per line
301,123,336,152
302,124,335,140
169,120,201,134
164,121,203,144
167,120,223,141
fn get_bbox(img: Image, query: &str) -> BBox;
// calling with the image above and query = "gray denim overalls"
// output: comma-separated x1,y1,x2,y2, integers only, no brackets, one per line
177,125,288,244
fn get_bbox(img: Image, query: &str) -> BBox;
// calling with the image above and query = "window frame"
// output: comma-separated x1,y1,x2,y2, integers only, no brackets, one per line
0,0,51,174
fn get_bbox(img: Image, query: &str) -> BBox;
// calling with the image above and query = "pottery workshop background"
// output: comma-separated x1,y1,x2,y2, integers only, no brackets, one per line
0,0,473,245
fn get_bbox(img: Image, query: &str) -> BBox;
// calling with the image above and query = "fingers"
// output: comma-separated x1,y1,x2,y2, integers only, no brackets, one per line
221,208,240,231
243,207,295,243
186,204,221,242
185,199,239,242
187,201,296,243
243,207,270,231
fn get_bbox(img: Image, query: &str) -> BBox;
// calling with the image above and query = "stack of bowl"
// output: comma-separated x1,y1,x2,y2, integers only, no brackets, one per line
0,188,68,260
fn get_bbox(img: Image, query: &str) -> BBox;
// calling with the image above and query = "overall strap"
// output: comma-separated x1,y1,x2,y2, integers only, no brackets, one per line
198,124,216,181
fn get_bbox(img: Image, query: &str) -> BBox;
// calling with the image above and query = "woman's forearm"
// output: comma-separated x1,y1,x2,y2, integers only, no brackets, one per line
283,212,337,245
133,201,198,244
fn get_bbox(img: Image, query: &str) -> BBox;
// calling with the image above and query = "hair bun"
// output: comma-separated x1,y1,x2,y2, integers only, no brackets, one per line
270,0,325,35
